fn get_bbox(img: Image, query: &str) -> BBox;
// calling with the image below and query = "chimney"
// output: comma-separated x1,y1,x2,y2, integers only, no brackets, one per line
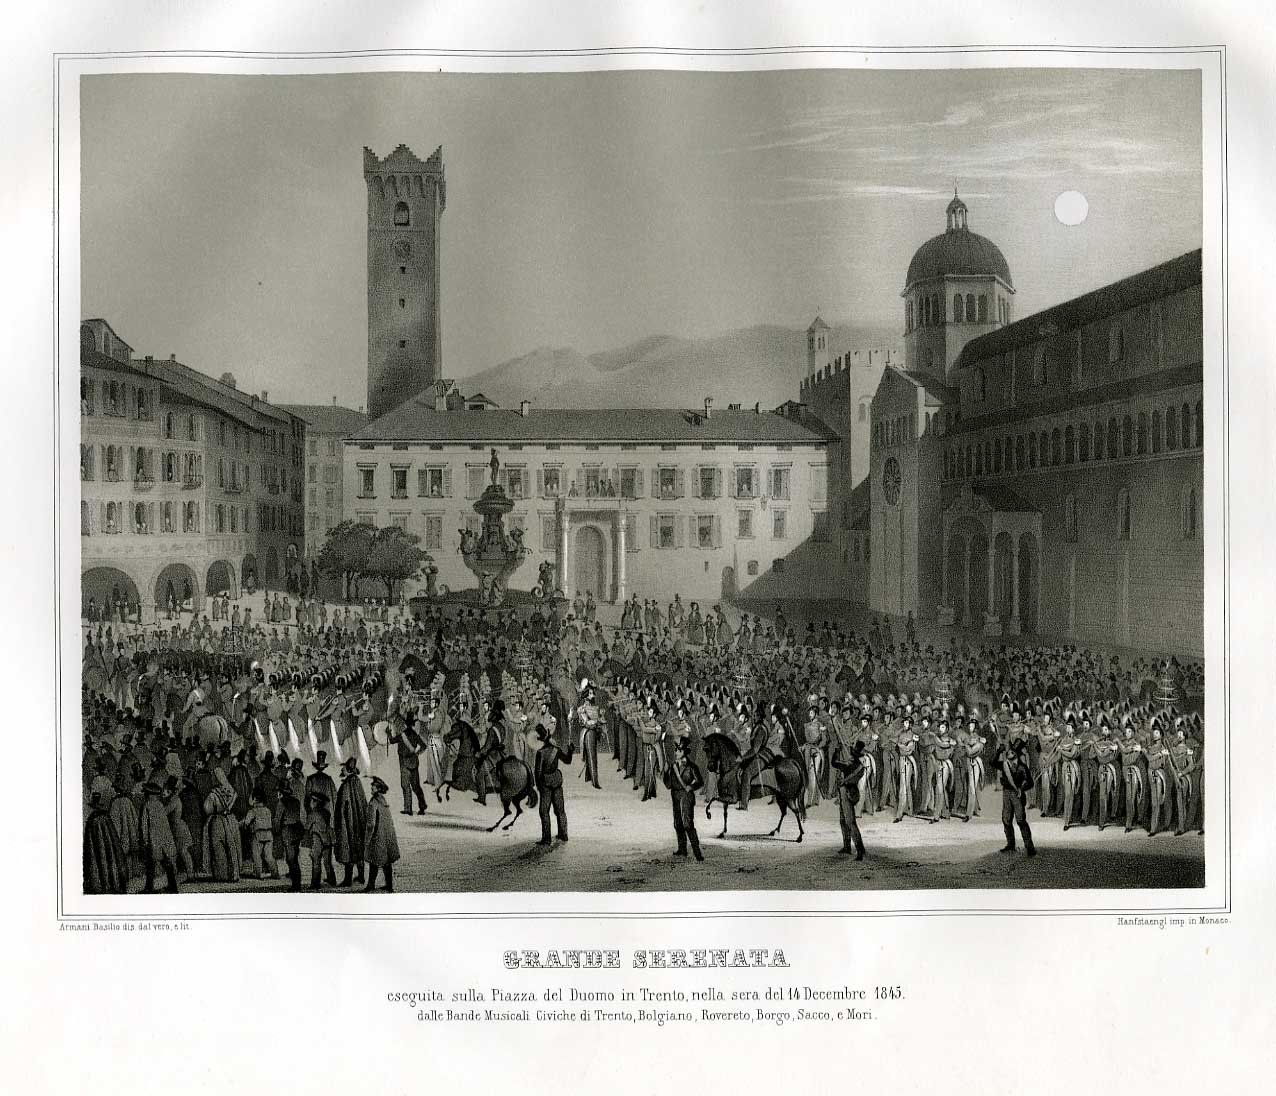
219,371,237,389
519,399,531,418
169,353,176,362
331,396,336,406
260,390,268,402
434,393,447,412
754,402,760,414
703,397,713,420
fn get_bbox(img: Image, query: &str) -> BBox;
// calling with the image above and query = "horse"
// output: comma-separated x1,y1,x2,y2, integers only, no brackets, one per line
701,732,807,842
485,757,538,832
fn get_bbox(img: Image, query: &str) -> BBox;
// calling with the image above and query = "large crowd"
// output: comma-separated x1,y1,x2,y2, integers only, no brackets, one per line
79,589,1206,894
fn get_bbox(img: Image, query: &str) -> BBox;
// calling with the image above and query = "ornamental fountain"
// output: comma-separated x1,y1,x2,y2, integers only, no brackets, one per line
457,448,532,607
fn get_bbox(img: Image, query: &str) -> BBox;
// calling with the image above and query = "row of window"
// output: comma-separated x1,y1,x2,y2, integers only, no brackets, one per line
307,486,339,510
307,438,342,458
81,445,203,487
350,506,828,551
905,290,1010,333
873,410,942,449
82,500,204,536
307,463,342,485
80,378,153,421
943,399,1203,480
355,463,825,504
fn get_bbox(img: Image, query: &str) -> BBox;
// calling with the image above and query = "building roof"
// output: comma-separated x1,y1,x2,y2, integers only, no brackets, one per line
956,248,1202,368
81,341,300,432
277,404,369,435
948,362,1202,435
807,315,830,332
906,227,1013,289
902,370,959,403
352,399,838,446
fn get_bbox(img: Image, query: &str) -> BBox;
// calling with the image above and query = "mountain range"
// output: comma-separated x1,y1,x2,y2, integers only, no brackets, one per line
454,322,900,411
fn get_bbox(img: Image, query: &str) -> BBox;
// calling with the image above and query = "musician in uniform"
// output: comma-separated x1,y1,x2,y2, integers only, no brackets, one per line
533,723,574,845
663,734,705,861
893,717,919,822
1119,723,1148,833
1093,725,1122,831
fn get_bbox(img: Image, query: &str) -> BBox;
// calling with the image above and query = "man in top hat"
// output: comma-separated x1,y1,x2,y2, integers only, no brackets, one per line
663,734,705,861
363,776,400,892
388,715,429,816
138,779,180,893
533,722,575,845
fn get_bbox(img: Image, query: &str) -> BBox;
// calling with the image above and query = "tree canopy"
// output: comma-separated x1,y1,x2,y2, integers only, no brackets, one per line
316,520,430,601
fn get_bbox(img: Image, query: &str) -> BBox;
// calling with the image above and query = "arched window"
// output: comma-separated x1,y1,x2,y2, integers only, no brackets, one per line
164,412,174,439
934,294,943,323
81,500,90,536
1029,433,1038,468
1182,486,1199,539
1051,428,1061,465
1094,420,1105,460
1180,403,1191,449
953,294,964,322
1137,412,1148,455
1121,415,1133,457
926,347,936,371
1195,400,1203,447
394,201,410,226
1107,418,1119,458
966,293,976,322
1166,406,1178,450
1080,422,1090,462
978,295,988,322
984,441,992,473
105,502,119,532
1065,425,1075,464
994,437,1003,474
1116,488,1132,541
162,502,174,533
1040,431,1050,466
1108,323,1125,363
858,402,867,422
965,447,973,478
1065,494,1078,543
975,446,983,476
923,296,931,326
1152,409,1162,453
905,301,913,331
1016,435,1025,471
1034,346,1048,386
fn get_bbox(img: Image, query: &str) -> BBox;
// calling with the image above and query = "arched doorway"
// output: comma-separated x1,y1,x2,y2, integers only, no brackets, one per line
206,559,238,598
82,566,139,622
1017,533,1039,634
241,554,258,592
573,525,606,600
264,546,280,586
154,562,201,617
721,565,737,601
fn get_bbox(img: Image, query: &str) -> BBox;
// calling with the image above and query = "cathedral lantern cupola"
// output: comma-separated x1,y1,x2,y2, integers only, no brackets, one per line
902,192,1014,379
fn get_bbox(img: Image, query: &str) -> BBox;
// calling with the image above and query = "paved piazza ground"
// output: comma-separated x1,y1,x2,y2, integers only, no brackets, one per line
96,591,1204,894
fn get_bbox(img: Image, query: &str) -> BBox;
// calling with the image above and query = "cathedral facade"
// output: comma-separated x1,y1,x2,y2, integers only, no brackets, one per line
867,194,1203,656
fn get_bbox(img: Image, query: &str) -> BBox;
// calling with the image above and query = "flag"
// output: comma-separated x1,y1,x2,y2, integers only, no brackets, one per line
329,719,344,764
356,726,372,772
307,719,320,763
287,717,302,758
267,719,281,757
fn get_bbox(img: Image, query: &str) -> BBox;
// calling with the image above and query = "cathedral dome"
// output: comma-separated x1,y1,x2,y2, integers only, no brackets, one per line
905,193,1013,290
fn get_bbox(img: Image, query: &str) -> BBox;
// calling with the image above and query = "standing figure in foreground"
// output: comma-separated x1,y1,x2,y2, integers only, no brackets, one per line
533,723,574,846
831,739,868,860
663,734,704,861
363,776,400,892
995,738,1036,857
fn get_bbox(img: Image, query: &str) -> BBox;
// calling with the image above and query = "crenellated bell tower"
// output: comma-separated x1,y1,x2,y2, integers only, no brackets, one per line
364,143,445,421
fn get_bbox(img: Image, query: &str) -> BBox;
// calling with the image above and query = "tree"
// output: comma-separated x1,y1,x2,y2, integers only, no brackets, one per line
316,520,376,601
364,525,430,601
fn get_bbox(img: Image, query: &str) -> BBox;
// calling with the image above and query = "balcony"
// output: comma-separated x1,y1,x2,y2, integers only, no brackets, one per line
182,475,203,489
132,475,155,492
104,470,122,483
225,482,243,495
267,483,280,495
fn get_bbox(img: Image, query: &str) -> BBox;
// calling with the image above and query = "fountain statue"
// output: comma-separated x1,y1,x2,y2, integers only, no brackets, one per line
459,448,532,607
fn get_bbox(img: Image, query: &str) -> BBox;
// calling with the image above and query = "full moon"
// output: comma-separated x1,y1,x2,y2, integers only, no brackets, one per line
1054,190,1089,226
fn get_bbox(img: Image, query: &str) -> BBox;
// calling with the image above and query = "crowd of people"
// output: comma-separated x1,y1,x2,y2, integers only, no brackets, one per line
79,588,1206,894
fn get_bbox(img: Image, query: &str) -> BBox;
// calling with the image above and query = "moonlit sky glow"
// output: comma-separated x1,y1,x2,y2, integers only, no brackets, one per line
81,69,1202,406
